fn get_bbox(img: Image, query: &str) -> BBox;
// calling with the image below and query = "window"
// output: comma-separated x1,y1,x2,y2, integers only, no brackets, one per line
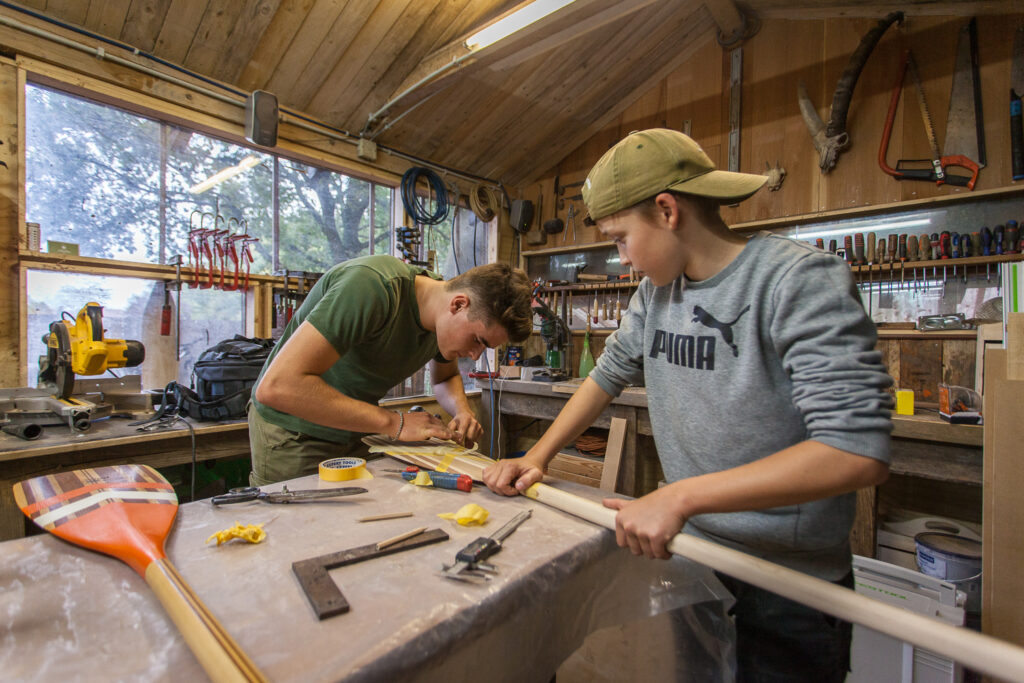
24,83,397,388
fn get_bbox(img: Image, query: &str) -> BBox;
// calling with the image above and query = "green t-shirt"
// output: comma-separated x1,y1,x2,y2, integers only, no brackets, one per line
252,255,444,443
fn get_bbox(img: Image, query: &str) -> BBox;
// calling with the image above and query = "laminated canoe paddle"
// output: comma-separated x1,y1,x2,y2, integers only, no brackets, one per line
13,465,267,683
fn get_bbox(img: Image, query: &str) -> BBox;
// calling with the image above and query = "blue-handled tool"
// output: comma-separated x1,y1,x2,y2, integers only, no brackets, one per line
388,466,473,492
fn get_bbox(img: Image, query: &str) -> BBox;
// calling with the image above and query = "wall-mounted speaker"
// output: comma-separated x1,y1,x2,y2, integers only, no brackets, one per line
509,199,534,234
245,90,278,147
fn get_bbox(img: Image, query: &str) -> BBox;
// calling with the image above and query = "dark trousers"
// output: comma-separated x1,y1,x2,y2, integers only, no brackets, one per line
714,570,853,683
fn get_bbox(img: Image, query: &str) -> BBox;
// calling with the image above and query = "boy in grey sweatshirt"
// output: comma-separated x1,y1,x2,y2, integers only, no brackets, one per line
483,129,892,682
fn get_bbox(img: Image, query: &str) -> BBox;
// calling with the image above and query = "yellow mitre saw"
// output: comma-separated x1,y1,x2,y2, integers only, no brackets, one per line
39,302,145,399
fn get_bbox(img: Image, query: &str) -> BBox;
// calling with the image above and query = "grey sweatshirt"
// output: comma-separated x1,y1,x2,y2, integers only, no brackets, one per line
589,232,893,580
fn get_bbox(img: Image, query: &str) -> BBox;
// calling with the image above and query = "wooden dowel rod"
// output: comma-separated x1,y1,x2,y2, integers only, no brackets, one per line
524,483,1024,683
146,559,268,682
358,511,414,523
375,526,427,551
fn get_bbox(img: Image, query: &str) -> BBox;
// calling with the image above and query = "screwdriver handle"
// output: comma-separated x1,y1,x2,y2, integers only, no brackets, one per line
907,235,919,261
951,233,960,259
898,234,907,261
887,234,898,263
939,231,951,259
919,234,931,261
828,239,837,254
971,232,981,257
866,232,876,264
400,468,473,492
980,227,992,256
930,233,940,260
814,238,824,250
961,233,972,259
844,235,854,263
877,238,887,264
854,233,865,265
1006,220,1020,254
994,225,1005,255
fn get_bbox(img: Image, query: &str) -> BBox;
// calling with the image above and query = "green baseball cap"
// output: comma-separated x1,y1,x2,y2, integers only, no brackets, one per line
581,128,767,221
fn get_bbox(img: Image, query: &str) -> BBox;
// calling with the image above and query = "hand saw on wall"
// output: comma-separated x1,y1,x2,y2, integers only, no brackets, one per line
878,49,980,190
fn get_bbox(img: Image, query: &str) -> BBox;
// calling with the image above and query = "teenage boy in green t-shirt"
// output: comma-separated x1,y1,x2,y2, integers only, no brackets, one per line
249,255,533,486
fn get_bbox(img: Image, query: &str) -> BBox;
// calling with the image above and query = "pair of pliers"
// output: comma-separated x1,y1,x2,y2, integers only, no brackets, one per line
211,485,368,505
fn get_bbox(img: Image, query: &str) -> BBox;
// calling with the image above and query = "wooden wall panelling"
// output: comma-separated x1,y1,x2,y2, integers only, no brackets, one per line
455,3,659,177
210,0,282,84
181,2,250,78
311,0,440,122
337,0,480,132
150,0,208,66
0,61,20,387
941,338,976,389
498,3,715,187
735,19,824,224
83,0,131,39
263,0,371,107
119,0,172,53
236,0,315,91
899,337,942,402
301,0,416,114
876,338,900,394
44,0,88,27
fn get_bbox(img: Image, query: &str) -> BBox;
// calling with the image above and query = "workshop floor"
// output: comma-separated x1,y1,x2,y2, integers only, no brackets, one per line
557,606,733,683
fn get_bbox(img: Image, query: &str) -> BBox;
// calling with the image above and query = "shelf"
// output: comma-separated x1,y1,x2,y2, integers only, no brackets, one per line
730,185,1024,234
846,252,1022,277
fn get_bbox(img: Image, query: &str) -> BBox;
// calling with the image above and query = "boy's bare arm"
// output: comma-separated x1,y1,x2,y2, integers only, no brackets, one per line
256,321,450,441
483,377,616,495
606,441,889,559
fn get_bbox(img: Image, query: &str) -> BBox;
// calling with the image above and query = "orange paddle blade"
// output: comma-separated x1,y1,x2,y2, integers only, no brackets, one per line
13,464,178,576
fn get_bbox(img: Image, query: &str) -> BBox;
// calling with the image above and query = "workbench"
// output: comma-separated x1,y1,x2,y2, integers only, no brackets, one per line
0,416,250,541
0,458,732,682
483,378,984,556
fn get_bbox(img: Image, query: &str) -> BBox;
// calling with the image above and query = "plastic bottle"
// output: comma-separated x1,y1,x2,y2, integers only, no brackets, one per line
578,327,595,378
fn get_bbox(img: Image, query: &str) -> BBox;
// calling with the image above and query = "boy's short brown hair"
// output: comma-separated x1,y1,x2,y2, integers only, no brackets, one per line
446,263,533,342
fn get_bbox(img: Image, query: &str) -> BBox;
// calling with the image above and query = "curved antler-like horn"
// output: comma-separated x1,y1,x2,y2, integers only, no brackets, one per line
826,11,904,139
798,81,836,170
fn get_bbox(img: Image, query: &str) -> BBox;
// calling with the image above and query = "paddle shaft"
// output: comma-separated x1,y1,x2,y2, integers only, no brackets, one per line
146,559,268,683
524,483,1024,683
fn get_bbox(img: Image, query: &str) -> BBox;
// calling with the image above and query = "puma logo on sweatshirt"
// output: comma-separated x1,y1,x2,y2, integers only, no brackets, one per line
648,304,750,370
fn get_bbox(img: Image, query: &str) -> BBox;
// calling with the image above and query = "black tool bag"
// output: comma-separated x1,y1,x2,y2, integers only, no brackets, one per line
159,335,274,421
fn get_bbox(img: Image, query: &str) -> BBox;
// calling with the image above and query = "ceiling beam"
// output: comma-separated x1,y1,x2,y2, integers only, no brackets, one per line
362,0,659,137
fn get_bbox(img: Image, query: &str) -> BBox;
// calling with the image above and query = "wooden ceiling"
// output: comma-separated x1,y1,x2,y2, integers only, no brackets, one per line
7,0,1021,187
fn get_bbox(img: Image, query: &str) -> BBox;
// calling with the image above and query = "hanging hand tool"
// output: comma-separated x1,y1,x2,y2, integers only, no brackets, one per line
898,234,907,289
854,233,865,266
814,237,824,250
211,485,368,505
1012,24,1024,180
887,234,898,294
441,509,532,583
944,18,986,174
908,235,919,293
866,233,875,315
961,233,972,283
879,50,977,188
843,235,854,264
828,239,837,254
995,225,1005,255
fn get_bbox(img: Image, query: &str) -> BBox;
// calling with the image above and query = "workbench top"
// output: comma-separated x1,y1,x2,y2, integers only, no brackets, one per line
0,458,725,682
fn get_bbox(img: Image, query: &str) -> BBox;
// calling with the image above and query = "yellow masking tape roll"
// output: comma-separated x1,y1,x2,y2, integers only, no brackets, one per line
318,457,374,482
